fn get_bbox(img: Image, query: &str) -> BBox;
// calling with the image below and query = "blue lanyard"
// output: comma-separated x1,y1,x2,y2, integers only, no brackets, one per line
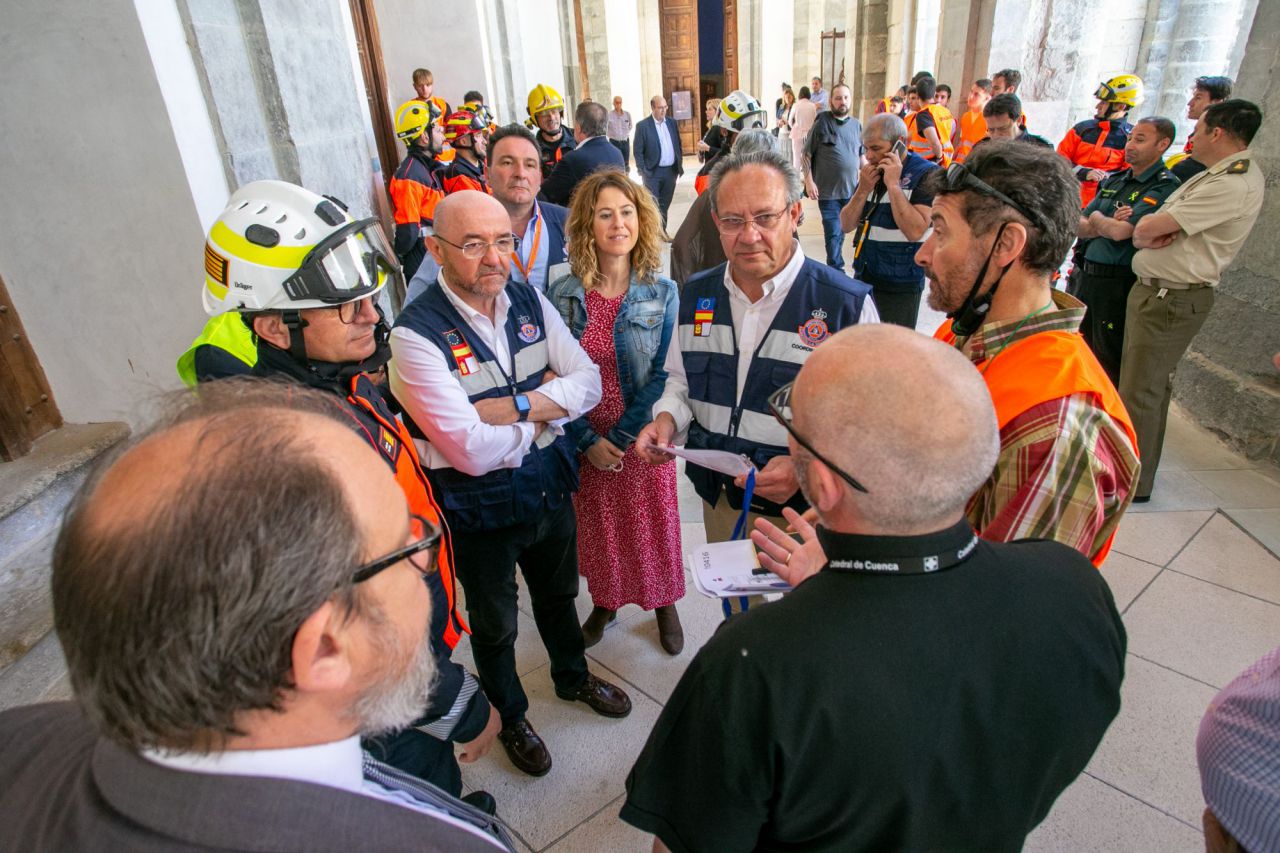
722,469,757,618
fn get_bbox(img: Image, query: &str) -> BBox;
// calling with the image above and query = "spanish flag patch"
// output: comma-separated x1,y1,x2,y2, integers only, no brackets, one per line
444,328,479,376
694,297,715,338
1141,196,1158,205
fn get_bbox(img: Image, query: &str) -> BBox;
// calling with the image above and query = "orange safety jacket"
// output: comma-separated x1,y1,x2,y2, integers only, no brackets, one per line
345,375,468,648
934,325,1138,567
1056,117,1132,207
954,111,988,164
442,154,489,195
905,104,955,165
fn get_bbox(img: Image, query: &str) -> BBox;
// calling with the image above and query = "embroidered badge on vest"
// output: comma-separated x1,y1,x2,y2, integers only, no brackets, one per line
378,426,401,463
516,315,541,344
445,328,479,375
694,297,715,337
798,308,830,347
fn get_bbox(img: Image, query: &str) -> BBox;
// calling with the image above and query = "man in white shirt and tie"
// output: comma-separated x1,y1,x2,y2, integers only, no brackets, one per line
634,94,685,225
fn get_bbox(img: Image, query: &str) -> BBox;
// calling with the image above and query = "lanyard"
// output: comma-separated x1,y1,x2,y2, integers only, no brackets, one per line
511,213,543,282
825,531,980,574
722,469,757,618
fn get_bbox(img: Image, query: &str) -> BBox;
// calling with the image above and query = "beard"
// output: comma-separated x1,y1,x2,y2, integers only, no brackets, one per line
349,610,437,738
923,246,987,314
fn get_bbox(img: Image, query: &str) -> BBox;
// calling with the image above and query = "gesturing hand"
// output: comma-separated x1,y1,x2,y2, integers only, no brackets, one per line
749,508,826,587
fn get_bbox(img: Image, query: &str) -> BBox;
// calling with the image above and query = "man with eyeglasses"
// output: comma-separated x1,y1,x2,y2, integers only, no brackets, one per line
0,381,513,851
390,191,630,779
636,147,876,588
624,324,1125,852
193,181,501,808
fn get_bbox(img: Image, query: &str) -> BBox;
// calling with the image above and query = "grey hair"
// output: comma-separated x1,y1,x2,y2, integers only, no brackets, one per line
731,129,777,156
575,100,608,137
707,146,804,214
52,378,372,752
865,113,908,146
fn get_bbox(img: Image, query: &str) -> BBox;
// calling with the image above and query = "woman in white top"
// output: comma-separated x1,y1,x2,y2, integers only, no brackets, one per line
788,86,818,169
776,86,796,165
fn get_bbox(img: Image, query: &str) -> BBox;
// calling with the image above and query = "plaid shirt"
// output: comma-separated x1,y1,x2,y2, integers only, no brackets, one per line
951,292,1140,562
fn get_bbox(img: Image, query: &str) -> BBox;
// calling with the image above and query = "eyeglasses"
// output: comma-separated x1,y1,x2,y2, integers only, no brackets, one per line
336,295,376,325
714,206,790,234
350,514,442,585
434,234,520,259
767,382,869,494
941,163,1043,231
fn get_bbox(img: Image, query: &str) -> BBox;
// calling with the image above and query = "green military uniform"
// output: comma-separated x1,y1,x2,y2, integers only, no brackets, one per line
1077,162,1180,382
1120,149,1266,498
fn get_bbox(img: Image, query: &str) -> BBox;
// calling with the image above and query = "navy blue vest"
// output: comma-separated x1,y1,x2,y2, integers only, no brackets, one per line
680,258,871,515
394,281,578,531
852,153,938,291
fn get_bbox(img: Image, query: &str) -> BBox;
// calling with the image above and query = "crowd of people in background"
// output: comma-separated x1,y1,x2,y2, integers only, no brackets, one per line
2,55,1274,853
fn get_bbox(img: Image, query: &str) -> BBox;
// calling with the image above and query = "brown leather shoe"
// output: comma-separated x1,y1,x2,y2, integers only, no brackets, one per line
498,718,551,777
580,606,616,648
556,672,632,718
655,605,684,655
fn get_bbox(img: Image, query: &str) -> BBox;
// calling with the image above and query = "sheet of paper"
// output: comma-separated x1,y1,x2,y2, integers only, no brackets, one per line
662,445,756,478
687,539,792,598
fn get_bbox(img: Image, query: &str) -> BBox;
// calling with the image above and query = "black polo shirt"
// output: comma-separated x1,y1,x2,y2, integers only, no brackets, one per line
622,519,1126,853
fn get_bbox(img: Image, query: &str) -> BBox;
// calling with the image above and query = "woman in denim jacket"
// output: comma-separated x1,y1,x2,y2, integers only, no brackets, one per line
546,170,686,654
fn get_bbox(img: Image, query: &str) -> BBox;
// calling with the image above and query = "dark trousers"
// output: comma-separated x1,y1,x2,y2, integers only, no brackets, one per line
1076,262,1136,385
869,287,923,329
609,138,630,169
817,197,851,272
449,501,588,725
643,165,678,225
364,729,460,796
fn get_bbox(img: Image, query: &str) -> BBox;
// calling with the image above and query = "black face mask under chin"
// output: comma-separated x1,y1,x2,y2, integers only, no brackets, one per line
274,306,393,388
948,223,1012,337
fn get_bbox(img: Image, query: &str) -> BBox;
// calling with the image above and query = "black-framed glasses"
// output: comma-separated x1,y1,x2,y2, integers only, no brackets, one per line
336,295,376,325
350,514,442,585
767,382,869,494
714,206,790,234
434,233,520,259
942,163,1043,231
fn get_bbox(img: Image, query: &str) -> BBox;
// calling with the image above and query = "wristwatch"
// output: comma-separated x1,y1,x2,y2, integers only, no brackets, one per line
514,394,531,422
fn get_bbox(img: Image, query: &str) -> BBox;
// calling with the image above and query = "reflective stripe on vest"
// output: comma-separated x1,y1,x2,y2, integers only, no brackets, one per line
176,313,257,387
345,375,468,648
935,323,1138,567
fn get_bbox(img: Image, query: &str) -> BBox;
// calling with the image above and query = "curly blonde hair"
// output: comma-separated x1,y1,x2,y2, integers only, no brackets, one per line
565,169,667,288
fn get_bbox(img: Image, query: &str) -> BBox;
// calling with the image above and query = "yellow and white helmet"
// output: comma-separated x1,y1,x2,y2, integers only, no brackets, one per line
202,180,396,316
714,90,767,133
1095,74,1144,108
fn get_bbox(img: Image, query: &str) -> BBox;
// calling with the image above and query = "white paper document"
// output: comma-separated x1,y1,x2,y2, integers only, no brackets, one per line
662,445,756,478
686,539,793,598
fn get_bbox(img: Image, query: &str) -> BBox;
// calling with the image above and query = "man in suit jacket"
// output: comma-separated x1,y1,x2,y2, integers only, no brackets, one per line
0,382,512,852
540,101,625,208
634,94,685,225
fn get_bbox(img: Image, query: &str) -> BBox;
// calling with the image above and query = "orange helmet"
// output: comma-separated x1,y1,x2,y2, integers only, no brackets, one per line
443,110,488,143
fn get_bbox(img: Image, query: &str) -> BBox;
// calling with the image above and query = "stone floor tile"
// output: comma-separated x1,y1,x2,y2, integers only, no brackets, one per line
459,662,663,852
1226,508,1280,557
681,521,707,549
1189,468,1280,510
1123,571,1280,689
451,609,551,682
1110,510,1212,566
1099,552,1163,612
1160,410,1255,473
1085,655,1217,828
1024,772,1202,852
543,794,650,852
1169,513,1280,605
1125,470,1223,513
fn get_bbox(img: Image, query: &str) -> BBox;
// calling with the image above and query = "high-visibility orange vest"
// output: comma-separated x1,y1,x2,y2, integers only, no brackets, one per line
694,173,709,195
934,324,1138,567
906,104,955,165
346,375,468,648
955,111,987,164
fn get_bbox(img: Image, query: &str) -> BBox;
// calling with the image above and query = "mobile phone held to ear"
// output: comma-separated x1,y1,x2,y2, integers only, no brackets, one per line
891,139,907,158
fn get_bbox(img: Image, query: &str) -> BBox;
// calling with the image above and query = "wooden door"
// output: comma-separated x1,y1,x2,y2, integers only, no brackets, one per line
722,0,738,92
348,0,396,189
659,0,700,152
0,273,61,461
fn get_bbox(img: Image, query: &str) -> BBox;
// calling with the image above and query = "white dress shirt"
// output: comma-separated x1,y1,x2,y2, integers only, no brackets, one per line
389,273,601,476
142,736,503,848
653,243,879,438
655,118,676,167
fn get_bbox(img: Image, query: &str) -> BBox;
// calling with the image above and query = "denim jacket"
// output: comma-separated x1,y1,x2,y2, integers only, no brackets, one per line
545,272,678,452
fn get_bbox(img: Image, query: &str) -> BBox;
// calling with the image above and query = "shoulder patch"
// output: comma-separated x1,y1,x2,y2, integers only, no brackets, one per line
1227,159,1249,174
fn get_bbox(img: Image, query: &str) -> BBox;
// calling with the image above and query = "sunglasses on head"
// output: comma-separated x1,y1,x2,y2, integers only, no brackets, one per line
942,163,1044,231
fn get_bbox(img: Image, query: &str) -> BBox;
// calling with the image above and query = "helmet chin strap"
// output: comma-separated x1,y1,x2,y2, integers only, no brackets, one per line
281,310,311,364
948,223,1012,337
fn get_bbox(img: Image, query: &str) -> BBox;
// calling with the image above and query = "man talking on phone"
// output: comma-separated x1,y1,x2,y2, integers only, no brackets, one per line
840,113,939,328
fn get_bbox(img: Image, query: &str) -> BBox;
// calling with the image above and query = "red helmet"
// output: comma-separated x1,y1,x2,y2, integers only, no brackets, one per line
443,111,487,143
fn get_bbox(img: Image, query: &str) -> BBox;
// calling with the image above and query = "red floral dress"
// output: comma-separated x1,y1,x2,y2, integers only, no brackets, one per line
573,290,684,611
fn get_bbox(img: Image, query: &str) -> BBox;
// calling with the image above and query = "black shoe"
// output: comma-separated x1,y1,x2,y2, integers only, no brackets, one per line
1132,495,1151,504
460,790,497,815
498,718,552,777
556,672,632,718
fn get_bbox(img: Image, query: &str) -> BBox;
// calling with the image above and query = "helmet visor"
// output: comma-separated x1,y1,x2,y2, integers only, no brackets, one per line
283,218,399,304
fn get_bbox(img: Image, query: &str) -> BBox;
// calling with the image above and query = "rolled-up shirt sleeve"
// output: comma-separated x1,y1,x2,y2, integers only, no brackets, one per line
652,338,692,441
389,326,536,475
533,291,601,425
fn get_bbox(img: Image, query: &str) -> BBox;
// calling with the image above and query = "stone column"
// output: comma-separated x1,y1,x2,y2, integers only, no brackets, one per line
1173,0,1280,462
850,0,890,119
